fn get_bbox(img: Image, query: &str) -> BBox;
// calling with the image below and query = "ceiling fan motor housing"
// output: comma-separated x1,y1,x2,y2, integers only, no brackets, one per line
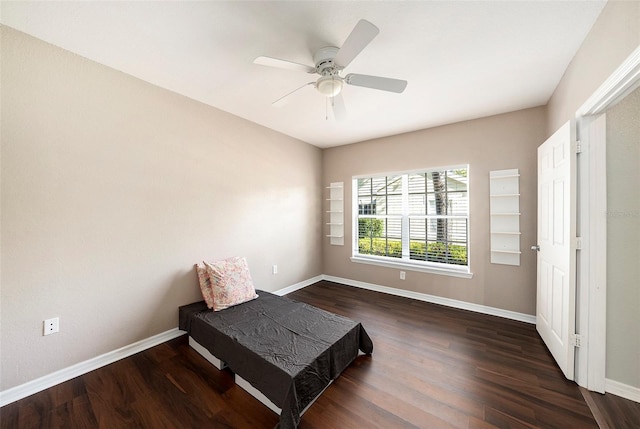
314,47,343,96
314,46,341,74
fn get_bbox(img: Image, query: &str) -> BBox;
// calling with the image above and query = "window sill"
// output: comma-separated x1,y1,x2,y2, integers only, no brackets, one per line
350,256,473,279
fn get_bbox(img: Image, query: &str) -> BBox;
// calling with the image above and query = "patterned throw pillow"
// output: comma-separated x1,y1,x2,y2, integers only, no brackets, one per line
204,256,258,311
195,262,216,309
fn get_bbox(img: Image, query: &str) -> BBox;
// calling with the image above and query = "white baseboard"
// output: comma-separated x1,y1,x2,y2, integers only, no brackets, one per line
0,273,536,408
606,378,640,403
0,328,184,407
274,275,323,296
322,275,536,324
0,274,322,408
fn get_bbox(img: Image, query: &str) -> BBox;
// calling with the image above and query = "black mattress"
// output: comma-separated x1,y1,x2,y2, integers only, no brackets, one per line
178,290,373,429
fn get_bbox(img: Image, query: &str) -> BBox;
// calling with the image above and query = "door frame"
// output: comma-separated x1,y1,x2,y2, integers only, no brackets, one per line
574,45,640,392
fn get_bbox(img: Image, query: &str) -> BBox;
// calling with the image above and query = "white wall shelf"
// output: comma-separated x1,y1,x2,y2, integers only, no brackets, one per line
490,169,521,266
326,182,344,245
491,173,520,179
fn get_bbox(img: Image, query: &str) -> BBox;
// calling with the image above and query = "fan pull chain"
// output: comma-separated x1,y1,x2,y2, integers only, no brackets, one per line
325,97,329,121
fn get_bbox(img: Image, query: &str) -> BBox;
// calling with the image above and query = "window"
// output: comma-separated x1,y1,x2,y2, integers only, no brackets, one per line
353,166,470,277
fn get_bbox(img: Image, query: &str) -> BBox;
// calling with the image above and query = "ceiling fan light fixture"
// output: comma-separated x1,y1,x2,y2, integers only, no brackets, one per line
316,76,343,97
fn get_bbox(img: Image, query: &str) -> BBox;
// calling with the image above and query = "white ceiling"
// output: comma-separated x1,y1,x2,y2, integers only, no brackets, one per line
1,1,606,148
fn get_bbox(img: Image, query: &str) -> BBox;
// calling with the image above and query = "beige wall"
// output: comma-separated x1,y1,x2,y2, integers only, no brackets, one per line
2,0,638,397
0,26,322,390
545,0,639,390
606,87,640,388
546,0,640,136
322,107,546,315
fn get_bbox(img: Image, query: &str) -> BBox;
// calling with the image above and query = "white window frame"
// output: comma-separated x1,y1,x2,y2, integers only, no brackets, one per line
351,165,473,278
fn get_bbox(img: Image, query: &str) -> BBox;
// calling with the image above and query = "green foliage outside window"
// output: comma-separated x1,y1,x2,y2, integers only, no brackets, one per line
358,238,467,265
358,218,384,238
358,237,402,258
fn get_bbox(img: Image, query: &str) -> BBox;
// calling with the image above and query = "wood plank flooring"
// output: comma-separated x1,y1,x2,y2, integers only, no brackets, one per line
581,387,640,429
2,280,639,428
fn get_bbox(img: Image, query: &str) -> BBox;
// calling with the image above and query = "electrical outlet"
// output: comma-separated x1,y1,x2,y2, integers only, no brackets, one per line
272,265,278,275
43,317,59,336
400,271,406,280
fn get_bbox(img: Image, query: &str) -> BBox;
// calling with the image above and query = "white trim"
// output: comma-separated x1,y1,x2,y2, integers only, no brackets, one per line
577,45,640,117
273,275,323,296
605,379,640,403
575,43,640,394
322,275,535,324
350,256,473,278
584,114,608,393
0,328,184,407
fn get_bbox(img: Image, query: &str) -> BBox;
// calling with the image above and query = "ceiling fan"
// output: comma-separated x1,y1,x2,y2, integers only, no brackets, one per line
254,19,407,120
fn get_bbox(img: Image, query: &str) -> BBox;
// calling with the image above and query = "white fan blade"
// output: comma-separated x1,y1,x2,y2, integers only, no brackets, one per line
331,94,347,121
334,19,379,69
254,56,315,74
345,73,407,93
272,82,315,107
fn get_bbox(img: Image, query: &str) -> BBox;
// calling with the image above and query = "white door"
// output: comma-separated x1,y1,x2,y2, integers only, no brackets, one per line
536,120,577,380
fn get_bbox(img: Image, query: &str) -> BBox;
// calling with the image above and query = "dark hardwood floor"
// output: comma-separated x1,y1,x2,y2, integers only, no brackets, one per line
581,387,640,429
2,280,639,428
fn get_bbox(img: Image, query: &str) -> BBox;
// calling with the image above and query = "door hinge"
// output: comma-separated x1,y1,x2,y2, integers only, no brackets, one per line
576,141,583,154
570,334,584,348
575,237,583,250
